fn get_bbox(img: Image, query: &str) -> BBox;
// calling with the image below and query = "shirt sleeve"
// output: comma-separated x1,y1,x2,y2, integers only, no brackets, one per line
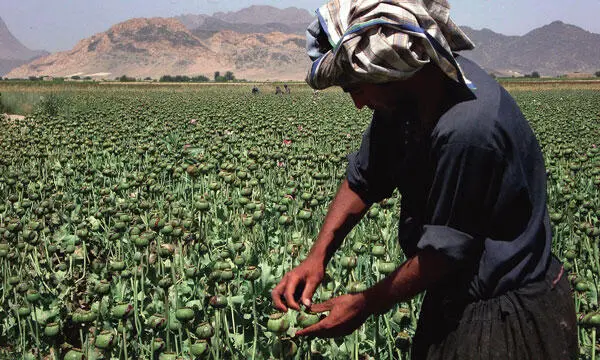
417,143,506,261
346,112,404,204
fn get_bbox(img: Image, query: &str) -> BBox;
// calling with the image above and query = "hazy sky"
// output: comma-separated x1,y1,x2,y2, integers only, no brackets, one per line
2,0,600,52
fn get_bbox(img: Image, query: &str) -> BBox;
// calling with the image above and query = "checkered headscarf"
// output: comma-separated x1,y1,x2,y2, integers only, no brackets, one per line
305,0,475,90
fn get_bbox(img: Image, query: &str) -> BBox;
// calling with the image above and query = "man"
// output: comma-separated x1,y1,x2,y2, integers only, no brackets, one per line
271,0,578,359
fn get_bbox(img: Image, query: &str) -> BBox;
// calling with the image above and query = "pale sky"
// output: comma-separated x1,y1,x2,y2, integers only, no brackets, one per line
1,0,600,52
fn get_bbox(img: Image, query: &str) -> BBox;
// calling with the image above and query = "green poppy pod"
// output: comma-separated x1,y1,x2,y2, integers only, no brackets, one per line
347,281,367,294
588,312,600,327
242,216,255,227
243,266,262,281
64,348,85,360
159,352,178,360
195,322,215,339
209,295,228,309
148,314,167,330
160,225,173,235
190,340,209,356
175,307,195,322
109,261,126,272
133,235,149,248
185,266,197,279
252,210,263,221
297,209,312,220
352,241,368,255
563,262,573,272
44,322,60,337
575,281,589,292
371,244,386,258
219,269,234,282
168,317,181,331
233,255,246,266
8,276,20,285
296,311,320,328
378,261,397,275
159,243,175,258
392,307,411,327
17,306,31,317
367,207,380,219
95,330,115,349
267,312,290,334
72,309,97,323
158,277,173,289
26,289,41,303
232,242,245,252
564,249,577,260
272,337,298,359
94,280,111,296
114,221,127,232
111,302,134,319
152,338,165,352
278,215,292,226
340,255,357,269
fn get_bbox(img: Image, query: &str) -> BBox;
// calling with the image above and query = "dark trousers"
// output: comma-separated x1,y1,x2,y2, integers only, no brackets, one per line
412,257,578,359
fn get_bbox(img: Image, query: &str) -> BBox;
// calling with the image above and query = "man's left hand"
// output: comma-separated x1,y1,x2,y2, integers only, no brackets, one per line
295,293,372,338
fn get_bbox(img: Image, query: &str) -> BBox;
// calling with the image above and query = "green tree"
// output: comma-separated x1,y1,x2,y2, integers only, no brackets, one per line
224,71,235,81
531,71,540,78
595,71,600,77
214,71,220,81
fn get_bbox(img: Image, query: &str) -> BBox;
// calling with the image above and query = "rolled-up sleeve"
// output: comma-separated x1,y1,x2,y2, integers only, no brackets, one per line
417,143,505,261
346,112,404,204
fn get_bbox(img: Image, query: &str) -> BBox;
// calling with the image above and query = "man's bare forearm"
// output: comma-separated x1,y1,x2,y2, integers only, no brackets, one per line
363,249,451,315
308,179,369,265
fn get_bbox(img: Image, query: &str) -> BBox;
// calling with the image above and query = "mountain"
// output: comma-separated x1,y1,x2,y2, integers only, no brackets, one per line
5,5,600,80
0,16,48,76
460,21,600,76
212,6,313,26
176,5,313,36
5,17,308,81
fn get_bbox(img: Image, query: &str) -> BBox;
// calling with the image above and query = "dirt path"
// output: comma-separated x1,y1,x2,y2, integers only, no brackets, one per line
2,114,26,121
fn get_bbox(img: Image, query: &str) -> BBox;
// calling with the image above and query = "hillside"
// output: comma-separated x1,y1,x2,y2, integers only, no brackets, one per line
0,16,48,75
6,17,308,81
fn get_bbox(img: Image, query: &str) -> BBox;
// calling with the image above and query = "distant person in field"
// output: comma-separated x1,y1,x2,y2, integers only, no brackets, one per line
275,86,283,95
252,86,260,95
284,84,291,94
271,0,578,358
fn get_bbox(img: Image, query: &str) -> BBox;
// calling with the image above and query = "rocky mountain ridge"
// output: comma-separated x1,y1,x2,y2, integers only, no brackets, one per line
3,6,600,80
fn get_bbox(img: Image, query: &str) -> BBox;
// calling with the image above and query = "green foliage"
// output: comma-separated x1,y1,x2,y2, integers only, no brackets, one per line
37,93,65,117
524,71,541,78
0,85,597,358
595,71,600,77
159,75,209,83
118,75,136,82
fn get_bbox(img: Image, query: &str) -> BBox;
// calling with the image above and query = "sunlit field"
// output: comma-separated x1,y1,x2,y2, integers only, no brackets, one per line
0,81,599,359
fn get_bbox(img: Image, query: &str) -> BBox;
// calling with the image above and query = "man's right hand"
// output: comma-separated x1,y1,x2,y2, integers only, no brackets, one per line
271,257,325,312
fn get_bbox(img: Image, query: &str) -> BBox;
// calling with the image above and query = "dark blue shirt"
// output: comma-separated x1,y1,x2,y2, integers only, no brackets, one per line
346,56,552,300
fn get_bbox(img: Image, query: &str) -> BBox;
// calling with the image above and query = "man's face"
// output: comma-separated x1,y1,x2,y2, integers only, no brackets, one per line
344,81,416,112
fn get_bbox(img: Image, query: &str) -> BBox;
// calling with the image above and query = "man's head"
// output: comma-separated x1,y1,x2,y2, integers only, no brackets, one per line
305,0,474,92
343,63,447,112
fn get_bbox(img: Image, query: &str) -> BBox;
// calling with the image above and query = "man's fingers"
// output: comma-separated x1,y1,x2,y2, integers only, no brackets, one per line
271,280,288,312
308,299,333,313
300,279,319,307
295,318,329,337
283,276,302,311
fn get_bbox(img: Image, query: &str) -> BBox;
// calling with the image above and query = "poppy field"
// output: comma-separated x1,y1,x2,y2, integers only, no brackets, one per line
0,84,598,359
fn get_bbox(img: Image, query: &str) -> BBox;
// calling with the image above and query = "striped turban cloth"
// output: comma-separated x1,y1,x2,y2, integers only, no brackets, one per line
305,0,476,90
